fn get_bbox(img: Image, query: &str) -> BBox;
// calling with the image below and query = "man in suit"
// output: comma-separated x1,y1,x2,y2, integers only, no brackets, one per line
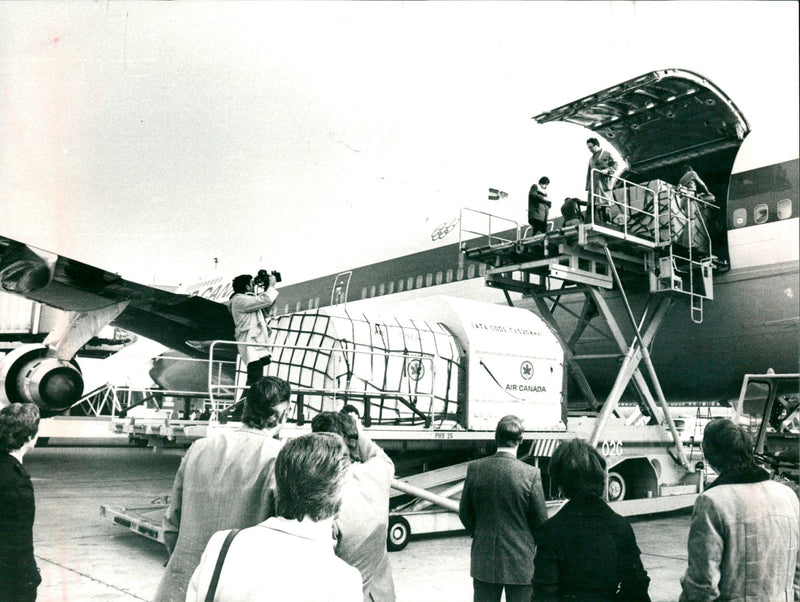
459,415,549,602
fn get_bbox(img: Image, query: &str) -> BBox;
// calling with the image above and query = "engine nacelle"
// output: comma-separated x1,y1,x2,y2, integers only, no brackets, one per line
0,243,54,293
0,344,84,415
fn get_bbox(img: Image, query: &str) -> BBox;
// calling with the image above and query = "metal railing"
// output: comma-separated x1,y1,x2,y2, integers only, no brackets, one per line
587,168,717,253
458,208,520,252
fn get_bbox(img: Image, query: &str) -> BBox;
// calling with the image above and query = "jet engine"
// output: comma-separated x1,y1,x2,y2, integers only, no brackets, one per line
0,243,55,293
0,344,84,416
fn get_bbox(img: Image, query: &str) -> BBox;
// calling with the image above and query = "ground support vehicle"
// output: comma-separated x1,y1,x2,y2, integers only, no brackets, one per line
105,288,704,548
734,372,799,486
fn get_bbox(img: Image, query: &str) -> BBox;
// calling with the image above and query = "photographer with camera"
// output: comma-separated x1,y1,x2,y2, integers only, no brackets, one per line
228,270,281,386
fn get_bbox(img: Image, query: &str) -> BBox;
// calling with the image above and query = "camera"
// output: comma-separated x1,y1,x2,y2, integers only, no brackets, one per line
254,269,282,286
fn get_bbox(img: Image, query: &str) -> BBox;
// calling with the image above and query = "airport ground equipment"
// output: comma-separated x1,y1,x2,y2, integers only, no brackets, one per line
100,496,170,544
105,293,703,548
734,372,799,485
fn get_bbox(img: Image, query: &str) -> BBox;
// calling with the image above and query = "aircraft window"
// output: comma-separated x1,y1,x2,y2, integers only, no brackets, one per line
733,208,747,228
457,267,464,280
314,297,320,308
435,271,443,285
446,269,453,283
370,285,376,297
283,304,289,314
379,283,385,295
778,199,793,220
397,279,404,292
307,299,314,310
408,277,414,290
754,204,769,225
479,264,487,276
467,264,476,278
426,273,433,286
296,301,302,312
416,275,423,288
388,281,395,294
361,287,367,299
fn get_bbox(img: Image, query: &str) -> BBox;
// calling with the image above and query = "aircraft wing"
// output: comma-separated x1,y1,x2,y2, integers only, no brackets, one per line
533,68,750,182
0,235,234,356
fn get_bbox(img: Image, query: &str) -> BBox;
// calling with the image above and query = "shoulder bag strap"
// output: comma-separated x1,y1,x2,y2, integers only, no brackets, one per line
205,528,240,602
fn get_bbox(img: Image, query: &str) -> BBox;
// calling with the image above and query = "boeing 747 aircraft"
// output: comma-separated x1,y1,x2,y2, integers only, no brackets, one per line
1,69,797,415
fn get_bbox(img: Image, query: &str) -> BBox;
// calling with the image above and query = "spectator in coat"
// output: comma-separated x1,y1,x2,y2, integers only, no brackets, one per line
459,415,548,602
228,272,279,386
312,411,396,602
528,176,552,236
186,432,362,602
0,403,42,602
680,419,800,601
153,376,291,602
533,438,650,601
585,137,620,224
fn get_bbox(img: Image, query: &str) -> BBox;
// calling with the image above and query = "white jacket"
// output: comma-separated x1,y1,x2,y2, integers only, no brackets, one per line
227,288,278,364
186,517,362,602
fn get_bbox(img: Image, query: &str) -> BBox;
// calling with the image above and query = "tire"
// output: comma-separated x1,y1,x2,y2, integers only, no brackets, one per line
387,516,411,552
607,471,626,502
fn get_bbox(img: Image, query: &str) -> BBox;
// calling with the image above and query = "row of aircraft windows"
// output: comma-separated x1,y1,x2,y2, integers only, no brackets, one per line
732,199,794,228
277,263,485,314
358,264,484,300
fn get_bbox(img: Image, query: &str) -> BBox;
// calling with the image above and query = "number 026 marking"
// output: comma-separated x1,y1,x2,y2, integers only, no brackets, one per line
601,440,623,456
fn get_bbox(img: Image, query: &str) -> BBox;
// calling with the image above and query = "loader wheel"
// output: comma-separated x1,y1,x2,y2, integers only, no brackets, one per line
607,471,626,502
387,516,410,552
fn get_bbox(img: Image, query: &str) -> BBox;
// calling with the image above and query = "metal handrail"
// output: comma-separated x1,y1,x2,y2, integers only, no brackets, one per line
458,207,520,251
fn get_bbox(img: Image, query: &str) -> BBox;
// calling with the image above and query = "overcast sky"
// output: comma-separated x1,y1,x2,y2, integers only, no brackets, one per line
1,1,798,286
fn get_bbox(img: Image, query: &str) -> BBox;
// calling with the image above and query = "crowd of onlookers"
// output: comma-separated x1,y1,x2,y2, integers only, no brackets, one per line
1,376,798,602
459,414,799,602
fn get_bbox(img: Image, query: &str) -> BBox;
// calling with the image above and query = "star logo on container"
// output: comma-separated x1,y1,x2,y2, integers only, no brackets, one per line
407,359,424,381
520,361,533,380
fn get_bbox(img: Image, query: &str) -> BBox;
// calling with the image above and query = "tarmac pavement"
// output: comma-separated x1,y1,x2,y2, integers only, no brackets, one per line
26,445,692,601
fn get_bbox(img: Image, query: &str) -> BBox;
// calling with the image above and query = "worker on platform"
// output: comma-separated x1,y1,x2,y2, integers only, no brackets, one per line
677,165,712,199
674,165,714,250
585,137,620,224
528,176,552,236
561,197,587,229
